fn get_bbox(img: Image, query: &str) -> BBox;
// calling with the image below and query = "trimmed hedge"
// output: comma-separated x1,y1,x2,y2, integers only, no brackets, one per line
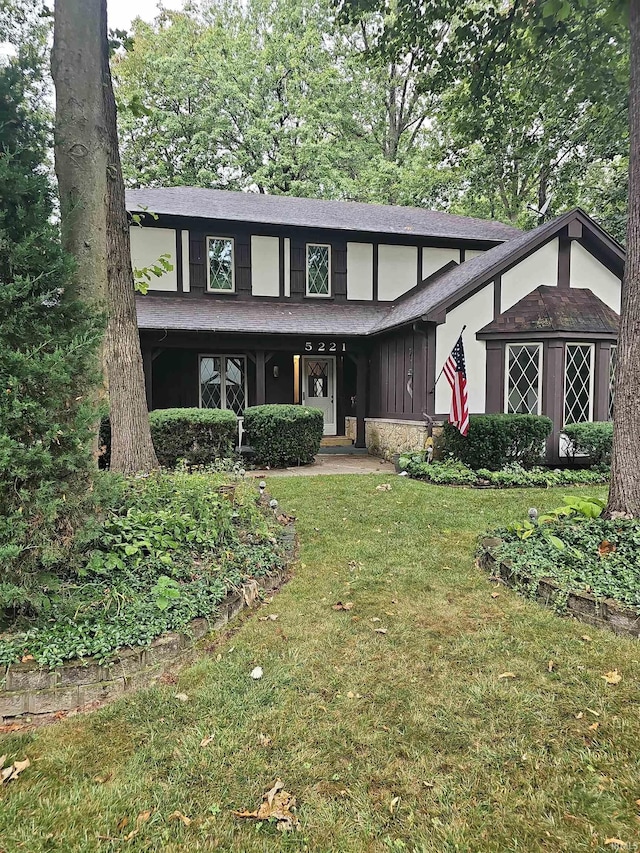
100,408,237,469
563,421,613,466
443,414,553,470
244,404,324,467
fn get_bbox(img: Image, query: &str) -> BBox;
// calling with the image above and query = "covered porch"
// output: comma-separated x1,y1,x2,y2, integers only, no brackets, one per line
139,331,370,448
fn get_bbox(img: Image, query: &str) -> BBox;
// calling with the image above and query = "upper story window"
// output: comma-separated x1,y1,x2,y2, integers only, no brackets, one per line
207,237,234,292
505,343,542,414
564,343,594,424
306,244,331,297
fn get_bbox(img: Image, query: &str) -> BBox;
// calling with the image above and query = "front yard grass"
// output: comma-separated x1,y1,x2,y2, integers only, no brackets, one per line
2,476,639,852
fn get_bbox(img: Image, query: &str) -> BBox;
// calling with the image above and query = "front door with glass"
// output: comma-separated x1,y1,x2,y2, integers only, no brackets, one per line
301,356,336,435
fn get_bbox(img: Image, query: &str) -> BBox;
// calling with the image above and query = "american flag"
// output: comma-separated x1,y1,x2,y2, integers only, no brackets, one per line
443,335,469,436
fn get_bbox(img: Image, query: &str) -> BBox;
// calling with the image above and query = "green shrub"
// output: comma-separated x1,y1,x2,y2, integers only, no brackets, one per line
244,404,324,467
563,421,613,466
399,457,609,488
443,414,552,470
100,408,238,469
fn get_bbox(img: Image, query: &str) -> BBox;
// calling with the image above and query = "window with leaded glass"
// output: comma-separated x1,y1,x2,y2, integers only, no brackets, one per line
307,361,328,398
564,343,593,425
200,355,246,415
609,344,617,420
505,344,542,414
207,237,234,292
306,244,330,296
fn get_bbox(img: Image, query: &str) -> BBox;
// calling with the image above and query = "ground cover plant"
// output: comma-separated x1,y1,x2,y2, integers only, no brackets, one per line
399,455,610,488
0,472,286,668
3,476,640,852
485,495,640,610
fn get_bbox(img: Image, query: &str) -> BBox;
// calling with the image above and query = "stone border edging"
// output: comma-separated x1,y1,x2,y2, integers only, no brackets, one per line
0,521,296,725
479,539,640,638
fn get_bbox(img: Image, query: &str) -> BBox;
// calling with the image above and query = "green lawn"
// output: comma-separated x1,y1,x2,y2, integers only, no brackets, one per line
2,476,639,853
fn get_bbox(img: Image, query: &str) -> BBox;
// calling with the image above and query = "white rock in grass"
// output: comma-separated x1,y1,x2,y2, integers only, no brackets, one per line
250,666,264,680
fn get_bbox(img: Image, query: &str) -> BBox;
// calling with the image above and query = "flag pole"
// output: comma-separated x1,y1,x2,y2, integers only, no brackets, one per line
429,324,467,395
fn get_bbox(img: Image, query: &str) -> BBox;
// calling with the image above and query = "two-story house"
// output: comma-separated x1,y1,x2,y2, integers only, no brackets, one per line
128,187,624,462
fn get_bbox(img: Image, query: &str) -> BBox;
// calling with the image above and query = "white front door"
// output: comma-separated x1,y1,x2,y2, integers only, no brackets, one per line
301,356,336,435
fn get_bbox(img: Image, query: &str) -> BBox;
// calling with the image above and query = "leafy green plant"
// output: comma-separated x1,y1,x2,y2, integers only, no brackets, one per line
563,421,613,466
443,414,553,470
244,405,324,467
399,458,609,489
151,575,181,610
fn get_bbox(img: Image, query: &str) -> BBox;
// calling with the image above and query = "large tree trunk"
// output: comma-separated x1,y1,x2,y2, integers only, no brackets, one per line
607,0,640,517
51,1,108,308
100,0,159,474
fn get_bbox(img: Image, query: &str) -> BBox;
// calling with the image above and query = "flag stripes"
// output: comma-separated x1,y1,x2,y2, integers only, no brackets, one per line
443,334,469,436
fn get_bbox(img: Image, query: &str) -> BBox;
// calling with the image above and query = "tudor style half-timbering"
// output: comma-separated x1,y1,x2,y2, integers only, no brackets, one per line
128,189,624,462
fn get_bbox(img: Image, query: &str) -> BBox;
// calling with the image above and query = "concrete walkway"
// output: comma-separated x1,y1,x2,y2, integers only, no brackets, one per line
250,453,395,477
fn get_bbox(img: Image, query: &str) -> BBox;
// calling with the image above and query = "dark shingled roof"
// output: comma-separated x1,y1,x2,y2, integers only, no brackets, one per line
125,187,520,243
136,295,385,336
477,286,619,336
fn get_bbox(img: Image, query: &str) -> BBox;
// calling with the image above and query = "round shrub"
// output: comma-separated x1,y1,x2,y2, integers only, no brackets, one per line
443,414,553,470
563,421,613,466
100,408,238,469
244,405,324,467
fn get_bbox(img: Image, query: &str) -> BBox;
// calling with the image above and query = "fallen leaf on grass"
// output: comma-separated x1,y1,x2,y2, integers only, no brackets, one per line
548,660,555,672
581,635,592,642
375,483,392,491
200,735,215,748
250,666,263,680
497,672,516,680
116,817,129,832
604,840,627,849
575,712,584,719
0,756,30,785
587,708,600,717
588,722,599,731
602,670,622,685
93,773,113,784
169,811,192,827
259,614,279,621
389,796,400,814
258,733,272,747
232,780,299,832
371,617,381,623
332,602,354,611
21,654,34,663
491,592,500,599
174,693,189,703
374,628,388,634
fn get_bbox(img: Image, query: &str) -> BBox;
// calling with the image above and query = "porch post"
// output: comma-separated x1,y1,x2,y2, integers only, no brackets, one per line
256,350,266,405
356,351,368,449
142,346,153,411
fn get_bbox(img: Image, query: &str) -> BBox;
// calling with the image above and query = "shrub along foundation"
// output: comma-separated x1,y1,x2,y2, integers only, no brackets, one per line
478,539,640,639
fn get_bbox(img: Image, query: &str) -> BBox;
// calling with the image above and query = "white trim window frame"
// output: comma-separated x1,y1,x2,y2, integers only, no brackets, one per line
564,342,595,425
199,354,247,415
504,342,543,415
206,236,235,293
306,243,331,297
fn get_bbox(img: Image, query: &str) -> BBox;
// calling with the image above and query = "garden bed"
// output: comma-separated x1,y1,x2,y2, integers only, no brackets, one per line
478,504,640,637
0,472,296,720
398,456,609,488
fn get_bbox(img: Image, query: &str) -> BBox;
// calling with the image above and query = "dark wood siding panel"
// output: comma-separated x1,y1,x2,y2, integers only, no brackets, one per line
371,331,427,418
189,232,206,294
290,240,305,296
333,241,347,299
236,235,251,295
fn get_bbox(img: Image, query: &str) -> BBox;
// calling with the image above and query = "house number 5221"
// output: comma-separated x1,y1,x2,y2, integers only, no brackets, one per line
304,341,346,353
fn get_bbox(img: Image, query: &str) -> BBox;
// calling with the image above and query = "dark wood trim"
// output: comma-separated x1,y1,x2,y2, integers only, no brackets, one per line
478,329,618,342
558,233,571,290
594,341,612,422
425,323,437,415
175,230,183,293
485,340,504,413
372,244,379,302
336,355,345,435
255,351,266,405
356,352,368,447
567,220,583,240
142,347,153,410
543,340,565,465
417,245,423,286
493,275,502,320
460,247,466,264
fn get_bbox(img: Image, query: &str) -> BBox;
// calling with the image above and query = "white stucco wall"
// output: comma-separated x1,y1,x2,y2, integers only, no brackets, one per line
570,241,621,312
284,238,291,297
435,283,494,414
465,249,485,261
181,230,190,292
422,247,459,281
500,238,558,312
378,245,418,301
251,236,280,297
130,227,178,292
347,242,374,300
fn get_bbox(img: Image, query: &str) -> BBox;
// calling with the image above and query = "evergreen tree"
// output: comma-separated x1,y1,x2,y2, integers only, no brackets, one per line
0,59,102,617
